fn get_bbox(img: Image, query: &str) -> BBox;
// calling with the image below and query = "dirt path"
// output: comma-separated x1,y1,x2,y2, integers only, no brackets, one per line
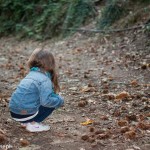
0,29,150,150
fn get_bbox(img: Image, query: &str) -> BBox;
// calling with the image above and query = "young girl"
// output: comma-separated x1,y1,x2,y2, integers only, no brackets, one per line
9,48,64,132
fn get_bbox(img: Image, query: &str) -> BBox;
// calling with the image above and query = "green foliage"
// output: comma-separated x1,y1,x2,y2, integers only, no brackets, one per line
63,0,95,29
0,0,96,39
97,0,126,29
145,23,150,33
130,0,150,3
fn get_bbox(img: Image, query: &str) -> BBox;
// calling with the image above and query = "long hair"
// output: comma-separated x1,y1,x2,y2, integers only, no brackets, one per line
27,48,60,93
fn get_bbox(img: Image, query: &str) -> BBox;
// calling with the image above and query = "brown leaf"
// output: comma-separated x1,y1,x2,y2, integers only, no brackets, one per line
78,100,88,107
100,115,109,120
137,122,150,130
141,63,147,69
0,133,7,143
81,86,96,93
20,139,30,147
120,126,130,133
95,130,105,135
116,91,130,100
124,131,136,139
130,80,138,87
96,133,110,139
117,120,128,127
126,114,137,122
102,93,116,100
81,135,89,141
89,127,95,132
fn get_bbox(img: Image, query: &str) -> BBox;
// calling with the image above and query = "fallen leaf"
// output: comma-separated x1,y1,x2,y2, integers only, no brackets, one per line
100,115,109,120
126,114,137,122
81,135,89,141
94,130,105,135
102,93,116,100
78,100,88,107
124,131,136,139
117,120,128,127
120,126,130,133
137,122,150,130
89,127,95,132
80,118,94,126
96,133,109,139
116,91,130,100
0,133,7,143
130,80,138,87
20,138,30,147
81,86,96,93
141,63,147,69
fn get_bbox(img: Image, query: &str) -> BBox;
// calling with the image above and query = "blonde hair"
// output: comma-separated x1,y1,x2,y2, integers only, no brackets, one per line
27,48,60,93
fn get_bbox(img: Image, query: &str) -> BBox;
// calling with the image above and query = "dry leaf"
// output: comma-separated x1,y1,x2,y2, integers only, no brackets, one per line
96,133,109,139
81,135,89,141
89,127,95,132
137,122,150,130
78,100,88,107
130,80,138,87
80,118,94,126
141,63,147,69
120,126,130,133
81,86,96,93
102,93,116,100
100,115,109,120
0,133,7,143
126,114,137,122
20,138,30,147
116,91,130,100
124,131,136,139
138,114,145,121
95,130,105,135
117,120,128,127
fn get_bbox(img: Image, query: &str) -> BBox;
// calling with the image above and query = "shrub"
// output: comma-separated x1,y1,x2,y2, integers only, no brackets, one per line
0,0,96,39
97,0,126,29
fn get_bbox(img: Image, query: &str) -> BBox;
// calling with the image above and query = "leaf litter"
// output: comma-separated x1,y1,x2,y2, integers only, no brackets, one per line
0,28,150,150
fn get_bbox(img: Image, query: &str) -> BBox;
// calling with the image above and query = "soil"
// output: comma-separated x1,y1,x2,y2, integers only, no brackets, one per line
0,28,150,150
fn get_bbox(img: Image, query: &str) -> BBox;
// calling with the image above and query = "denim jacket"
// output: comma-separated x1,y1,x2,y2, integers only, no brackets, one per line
9,70,64,115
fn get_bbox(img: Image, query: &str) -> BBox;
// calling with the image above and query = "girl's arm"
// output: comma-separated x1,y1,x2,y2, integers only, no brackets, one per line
39,80,64,109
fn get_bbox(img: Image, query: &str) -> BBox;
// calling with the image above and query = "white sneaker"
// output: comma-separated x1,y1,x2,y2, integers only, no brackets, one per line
26,122,50,132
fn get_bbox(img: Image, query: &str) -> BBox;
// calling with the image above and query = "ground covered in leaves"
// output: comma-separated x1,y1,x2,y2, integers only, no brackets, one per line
0,28,150,150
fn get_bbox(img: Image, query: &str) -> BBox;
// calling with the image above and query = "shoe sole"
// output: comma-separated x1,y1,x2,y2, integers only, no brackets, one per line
26,128,50,133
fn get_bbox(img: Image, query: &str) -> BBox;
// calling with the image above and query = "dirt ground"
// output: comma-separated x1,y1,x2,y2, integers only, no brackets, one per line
0,28,150,150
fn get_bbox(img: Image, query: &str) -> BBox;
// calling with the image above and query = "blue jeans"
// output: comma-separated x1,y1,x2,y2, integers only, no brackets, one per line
10,106,55,123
